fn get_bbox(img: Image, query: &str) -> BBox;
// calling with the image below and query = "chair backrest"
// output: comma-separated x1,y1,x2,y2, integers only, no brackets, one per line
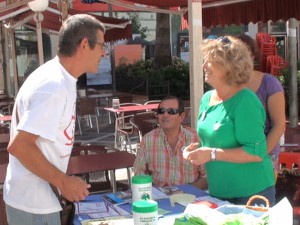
77,98,97,116
144,100,161,105
0,123,9,134
115,114,135,131
71,145,110,157
279,152,300,171
118,103,143,121
276,152,300,207
182,106,191,127
118,95,134,104
130,111,158,141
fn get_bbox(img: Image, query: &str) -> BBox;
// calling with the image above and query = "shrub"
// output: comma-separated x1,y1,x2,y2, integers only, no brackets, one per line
115,57,213,100
278,61,300,116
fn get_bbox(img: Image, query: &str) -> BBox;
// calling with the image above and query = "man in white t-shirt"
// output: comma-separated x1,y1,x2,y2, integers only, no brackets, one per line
4,14,106,225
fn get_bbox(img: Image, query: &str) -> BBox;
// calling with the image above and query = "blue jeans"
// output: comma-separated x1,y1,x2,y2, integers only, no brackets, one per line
219,185,276,207
6,204,60,225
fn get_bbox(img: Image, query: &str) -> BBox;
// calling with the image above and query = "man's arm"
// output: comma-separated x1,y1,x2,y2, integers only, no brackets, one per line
7,130,90,202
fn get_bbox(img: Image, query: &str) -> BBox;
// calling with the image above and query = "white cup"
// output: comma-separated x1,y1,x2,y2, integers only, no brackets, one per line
112,98,120,109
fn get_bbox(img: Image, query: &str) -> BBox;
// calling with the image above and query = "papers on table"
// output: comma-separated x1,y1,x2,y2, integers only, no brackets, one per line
102,190,132,205
81,217,133,225
194,196,232,207
74,201,130,219
101,186,177,206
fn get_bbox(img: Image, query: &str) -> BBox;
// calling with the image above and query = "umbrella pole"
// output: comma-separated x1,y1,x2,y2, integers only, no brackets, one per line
34,12,44,65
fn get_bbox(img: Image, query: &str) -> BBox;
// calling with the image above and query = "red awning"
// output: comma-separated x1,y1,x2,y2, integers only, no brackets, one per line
79,0,300,27
0,1,132,42
200,0,300,27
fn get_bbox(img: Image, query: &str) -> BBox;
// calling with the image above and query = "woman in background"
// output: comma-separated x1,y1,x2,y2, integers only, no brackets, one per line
238,34,286,177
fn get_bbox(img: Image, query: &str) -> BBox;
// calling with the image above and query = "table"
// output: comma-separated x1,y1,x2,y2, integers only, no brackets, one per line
67,151,136,193
0,134,9,145
104,103,159,114
0,163,7,184
0,115,12,122
73,184,209,225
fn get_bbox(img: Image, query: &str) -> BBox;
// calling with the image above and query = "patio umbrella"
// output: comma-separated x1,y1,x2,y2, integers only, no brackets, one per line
0,0,132,95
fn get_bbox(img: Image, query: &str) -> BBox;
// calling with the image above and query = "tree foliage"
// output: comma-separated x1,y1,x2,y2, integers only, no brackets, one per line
127,12,149,39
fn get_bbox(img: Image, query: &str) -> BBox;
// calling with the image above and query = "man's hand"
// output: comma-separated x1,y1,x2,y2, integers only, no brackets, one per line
59,175,91,202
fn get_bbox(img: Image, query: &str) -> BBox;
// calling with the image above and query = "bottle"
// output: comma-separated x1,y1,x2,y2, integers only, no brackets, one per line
131,175,152,202
132,199,158,225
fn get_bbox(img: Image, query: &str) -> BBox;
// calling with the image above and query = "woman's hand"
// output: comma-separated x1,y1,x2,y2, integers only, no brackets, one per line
182,142,199,159
183,146,212,165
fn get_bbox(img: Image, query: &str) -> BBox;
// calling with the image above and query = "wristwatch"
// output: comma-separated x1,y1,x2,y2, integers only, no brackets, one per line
211,148,216,161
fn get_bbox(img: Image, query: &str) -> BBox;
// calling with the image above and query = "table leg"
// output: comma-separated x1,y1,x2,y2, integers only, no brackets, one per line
127,168,131,188
110,170,117,193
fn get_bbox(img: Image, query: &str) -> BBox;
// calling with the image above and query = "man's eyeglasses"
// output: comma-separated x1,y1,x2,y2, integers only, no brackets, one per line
157,108,180,115
96,42,108,51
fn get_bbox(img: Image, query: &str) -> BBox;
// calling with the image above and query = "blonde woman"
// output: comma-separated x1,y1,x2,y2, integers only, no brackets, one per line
184,36,275,206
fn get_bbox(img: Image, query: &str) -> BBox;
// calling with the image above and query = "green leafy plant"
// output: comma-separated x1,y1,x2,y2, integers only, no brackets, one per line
115,57,213,100
278,60,300,116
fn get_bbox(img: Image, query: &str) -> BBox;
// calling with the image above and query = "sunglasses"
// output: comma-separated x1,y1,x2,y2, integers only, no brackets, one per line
157,108,180,115
217,36,231,45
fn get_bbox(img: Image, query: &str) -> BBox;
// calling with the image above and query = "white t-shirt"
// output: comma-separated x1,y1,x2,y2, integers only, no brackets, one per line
3,56,77,214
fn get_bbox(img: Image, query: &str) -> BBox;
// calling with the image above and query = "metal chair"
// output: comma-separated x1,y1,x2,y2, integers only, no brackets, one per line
76,98,99,135
182,106,191,127
114,102,143,121
144,100,161,112
71,145,129,193
130,111,158,143
114,114,138,153
144,100,161,105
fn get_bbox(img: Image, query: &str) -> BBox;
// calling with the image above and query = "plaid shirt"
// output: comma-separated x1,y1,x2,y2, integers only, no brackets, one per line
133,126,203,186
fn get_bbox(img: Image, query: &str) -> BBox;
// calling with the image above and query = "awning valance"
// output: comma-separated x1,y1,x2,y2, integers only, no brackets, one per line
0,1,132,42
80,0,300,27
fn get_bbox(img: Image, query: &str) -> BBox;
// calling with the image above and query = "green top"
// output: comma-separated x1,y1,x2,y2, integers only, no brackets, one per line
132,175,152,184
197,88,275,199
132,200,158,213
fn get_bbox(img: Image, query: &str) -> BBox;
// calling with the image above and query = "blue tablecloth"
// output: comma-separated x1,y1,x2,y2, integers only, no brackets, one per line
74,184,208,225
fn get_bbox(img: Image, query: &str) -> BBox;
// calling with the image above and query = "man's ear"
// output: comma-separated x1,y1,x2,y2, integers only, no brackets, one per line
180,111,186,121
79,38,89,51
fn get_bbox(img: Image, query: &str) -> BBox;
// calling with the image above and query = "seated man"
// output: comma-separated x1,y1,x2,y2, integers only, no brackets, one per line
133,95,207,189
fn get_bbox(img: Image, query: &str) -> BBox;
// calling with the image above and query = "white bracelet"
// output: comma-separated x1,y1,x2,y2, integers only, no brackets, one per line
211,148,216,161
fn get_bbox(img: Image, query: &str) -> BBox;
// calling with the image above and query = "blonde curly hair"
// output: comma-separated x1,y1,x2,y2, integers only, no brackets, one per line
202,36,253,86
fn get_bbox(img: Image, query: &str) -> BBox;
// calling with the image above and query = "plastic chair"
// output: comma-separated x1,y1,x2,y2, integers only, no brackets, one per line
277,152,300,224
266,55,288,76
76,98,99,135
130,111,158,142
